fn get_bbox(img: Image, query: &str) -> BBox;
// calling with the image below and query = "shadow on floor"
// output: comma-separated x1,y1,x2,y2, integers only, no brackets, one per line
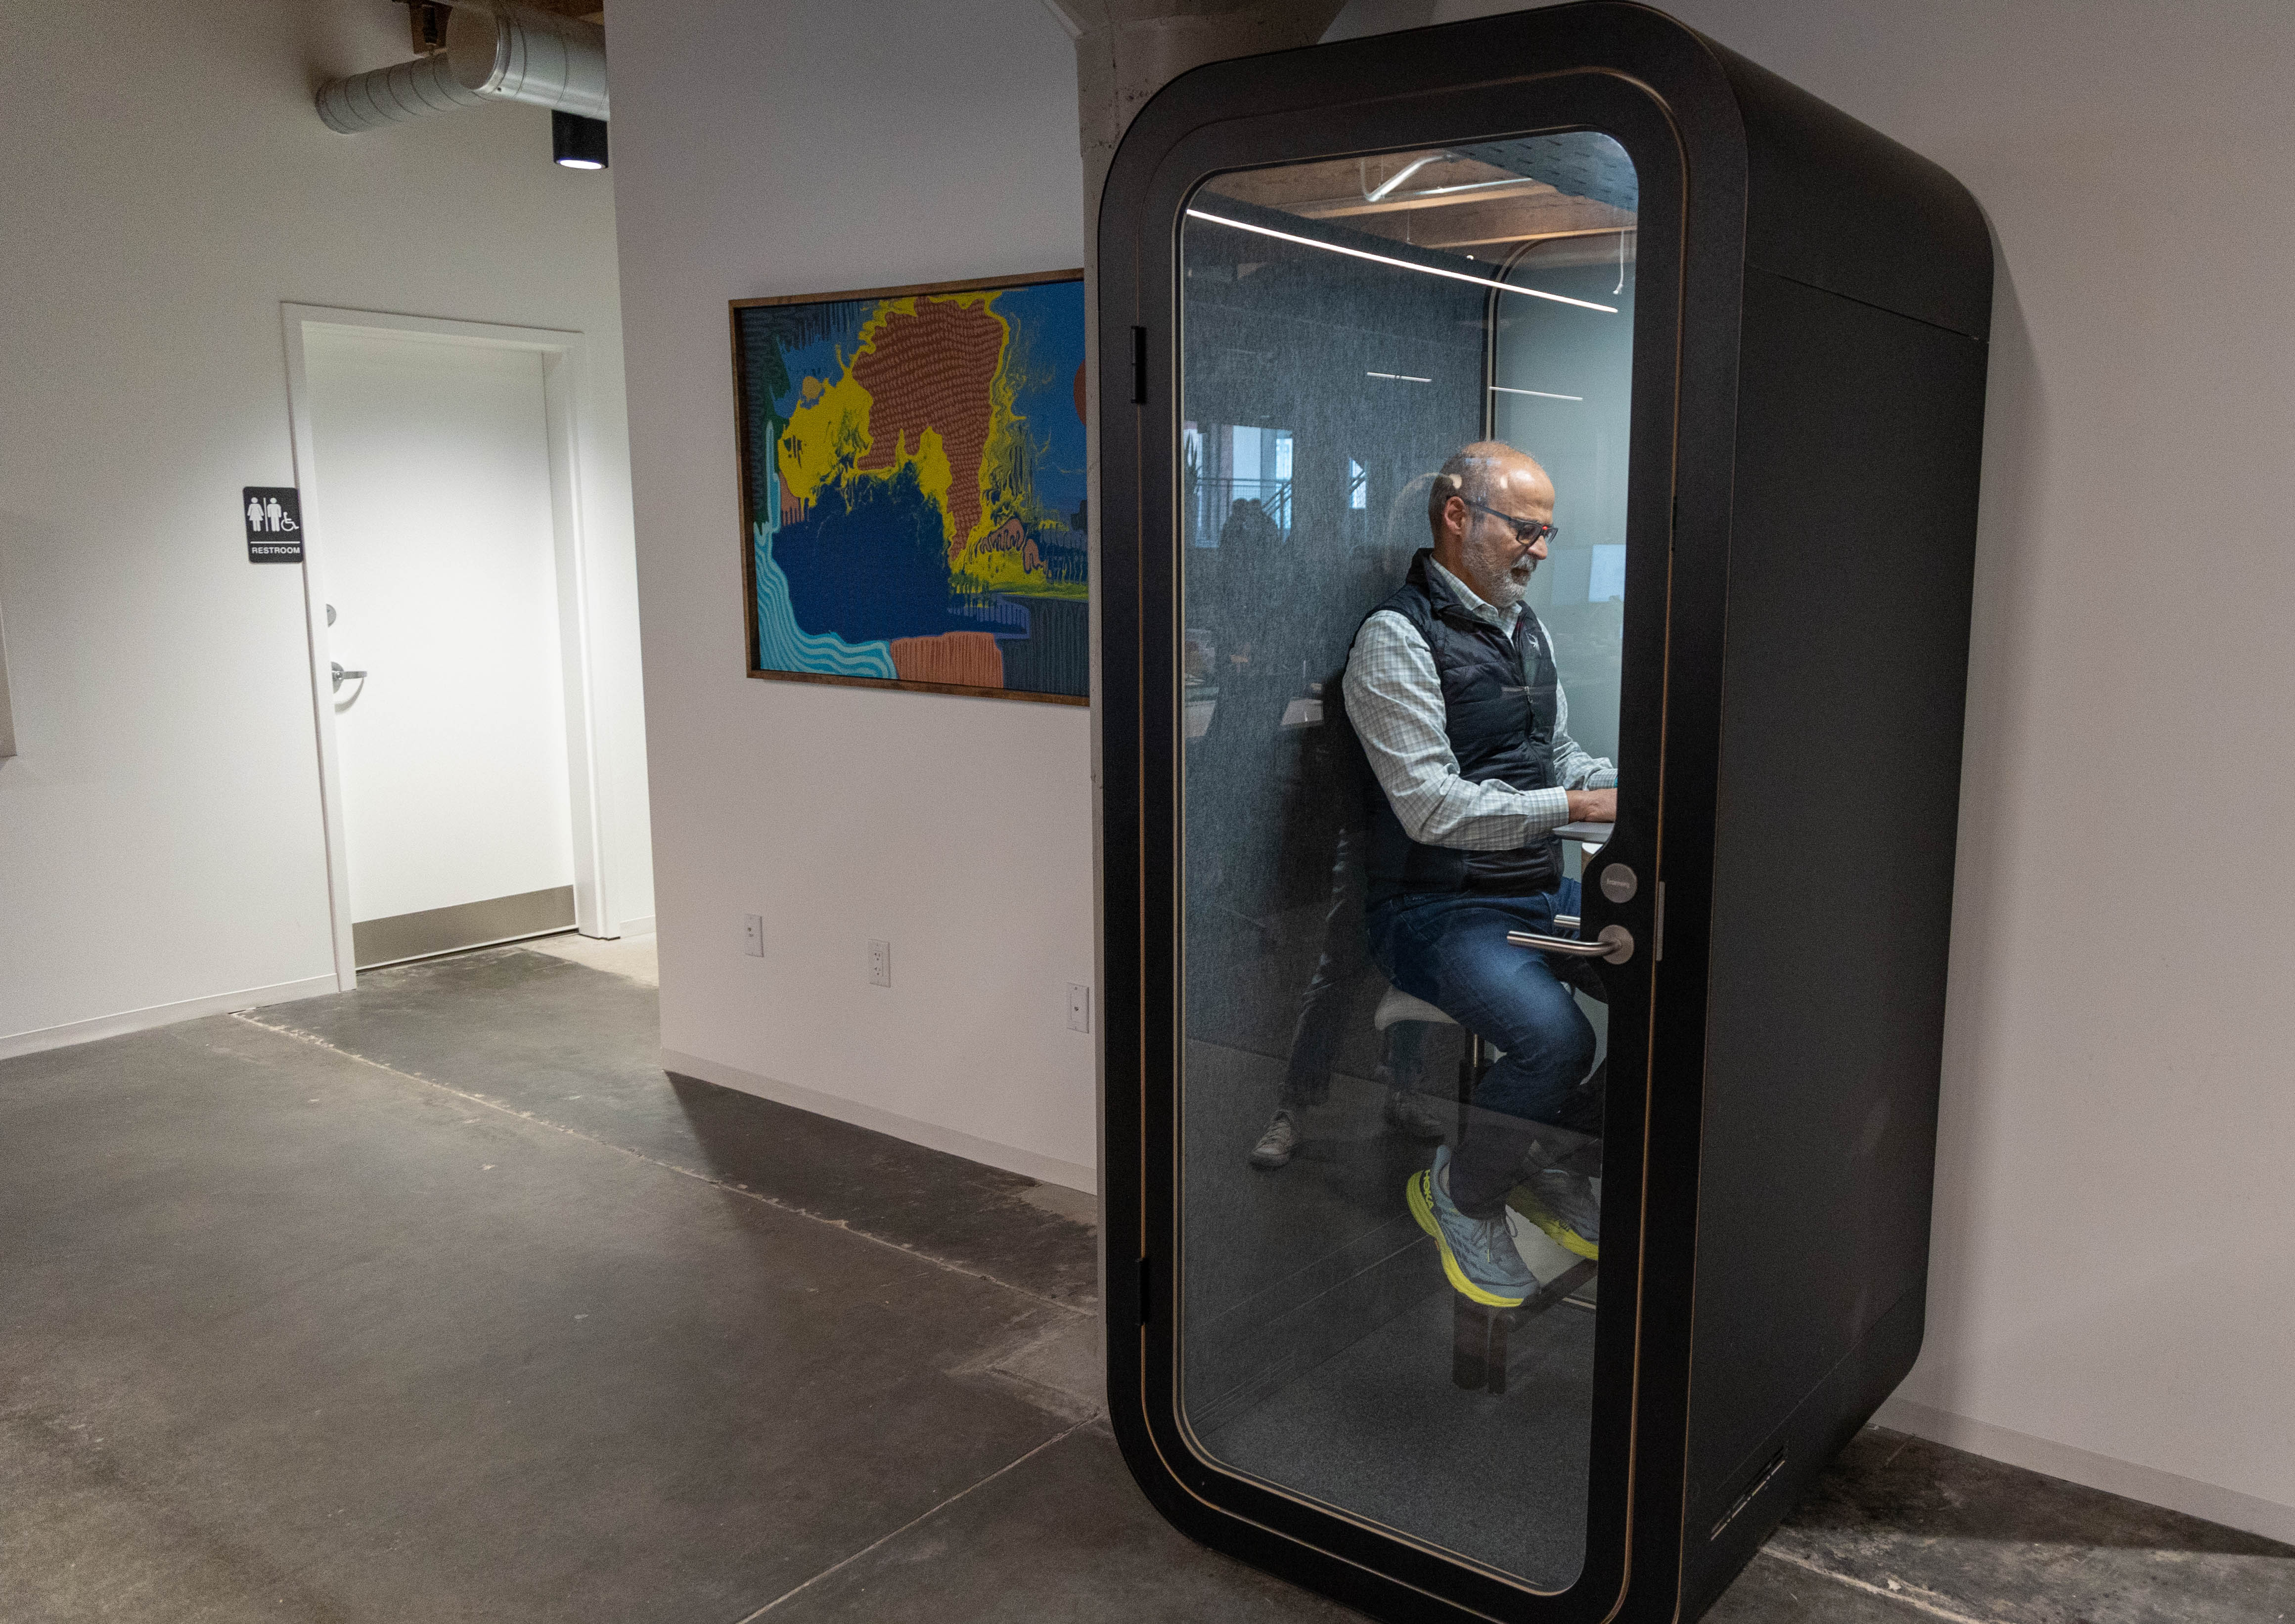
245,944,1098,1307
663,1071,1098,1307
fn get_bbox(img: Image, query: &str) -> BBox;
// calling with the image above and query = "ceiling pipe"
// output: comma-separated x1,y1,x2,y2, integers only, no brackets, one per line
1364,150,1452,202
317,2,608,134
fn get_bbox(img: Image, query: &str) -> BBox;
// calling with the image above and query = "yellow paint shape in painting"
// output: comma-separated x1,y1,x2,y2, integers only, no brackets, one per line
965,315,1029,555
776,370,875,506
950,534,1045,594
842,297,921,370
906,425,954,531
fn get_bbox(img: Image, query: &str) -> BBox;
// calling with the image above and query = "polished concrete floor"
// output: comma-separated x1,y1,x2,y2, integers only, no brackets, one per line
2,942,2289,1622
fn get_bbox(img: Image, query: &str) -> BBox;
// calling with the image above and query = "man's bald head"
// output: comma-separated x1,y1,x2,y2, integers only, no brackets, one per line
1426,442,1551,538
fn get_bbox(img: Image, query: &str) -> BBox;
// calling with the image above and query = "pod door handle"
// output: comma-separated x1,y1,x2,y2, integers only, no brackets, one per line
1508,923,1634,964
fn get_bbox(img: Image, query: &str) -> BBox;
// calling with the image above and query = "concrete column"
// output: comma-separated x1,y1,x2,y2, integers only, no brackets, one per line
1044,0,1347,216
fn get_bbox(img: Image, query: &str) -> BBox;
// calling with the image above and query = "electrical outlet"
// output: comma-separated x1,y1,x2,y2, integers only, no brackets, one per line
868,939,892,987
742,915,764,957
1068,983,1092,1033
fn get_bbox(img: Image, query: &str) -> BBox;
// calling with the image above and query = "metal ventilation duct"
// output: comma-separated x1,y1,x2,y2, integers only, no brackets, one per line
317,3,608,135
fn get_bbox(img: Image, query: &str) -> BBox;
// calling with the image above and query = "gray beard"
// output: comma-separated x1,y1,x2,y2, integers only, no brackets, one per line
1485,562,1534,609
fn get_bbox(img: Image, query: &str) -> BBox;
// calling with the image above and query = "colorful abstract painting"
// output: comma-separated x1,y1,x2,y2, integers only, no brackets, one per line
732,271,1089,703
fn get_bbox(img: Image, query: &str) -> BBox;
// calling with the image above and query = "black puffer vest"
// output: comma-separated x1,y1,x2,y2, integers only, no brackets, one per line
1357,549,1563,909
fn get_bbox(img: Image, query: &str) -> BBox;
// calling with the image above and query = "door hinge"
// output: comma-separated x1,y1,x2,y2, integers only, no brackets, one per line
1654,880,1665,962
1130,326,1148,405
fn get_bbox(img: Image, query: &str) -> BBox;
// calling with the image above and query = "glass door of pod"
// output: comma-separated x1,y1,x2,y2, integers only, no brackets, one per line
1165,121,1660,1605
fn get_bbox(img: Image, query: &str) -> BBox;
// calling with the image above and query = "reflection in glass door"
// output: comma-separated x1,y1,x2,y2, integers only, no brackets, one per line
1175,134,1638,1590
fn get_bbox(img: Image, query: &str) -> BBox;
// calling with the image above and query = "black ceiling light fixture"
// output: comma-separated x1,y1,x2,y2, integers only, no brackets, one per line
552,110,608,171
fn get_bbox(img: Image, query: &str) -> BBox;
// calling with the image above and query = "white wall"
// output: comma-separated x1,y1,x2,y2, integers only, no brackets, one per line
609,0,1099,1187
0,0,653,1055
1335,0,2295,1542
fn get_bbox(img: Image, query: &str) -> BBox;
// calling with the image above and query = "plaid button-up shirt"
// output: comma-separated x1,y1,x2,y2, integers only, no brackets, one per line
1341,556,1617,851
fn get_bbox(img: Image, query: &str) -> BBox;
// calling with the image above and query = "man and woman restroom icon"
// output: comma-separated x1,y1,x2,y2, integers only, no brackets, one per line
246,492,298,533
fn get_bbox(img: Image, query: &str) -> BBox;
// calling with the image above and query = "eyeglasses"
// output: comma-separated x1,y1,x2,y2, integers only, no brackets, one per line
1462,498,1559,547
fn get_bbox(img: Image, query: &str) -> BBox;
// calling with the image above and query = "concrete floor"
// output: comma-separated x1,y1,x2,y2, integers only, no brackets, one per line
1,943,2288,1623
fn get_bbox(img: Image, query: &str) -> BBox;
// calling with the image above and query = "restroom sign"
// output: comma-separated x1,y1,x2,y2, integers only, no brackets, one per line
243,486,304,563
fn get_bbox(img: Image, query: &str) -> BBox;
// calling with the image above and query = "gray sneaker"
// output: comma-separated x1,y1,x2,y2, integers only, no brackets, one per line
1249,1110,1302,1170
1407,1145,1537,1307
1516,1167,1600,1257
1383,1088,1448,1142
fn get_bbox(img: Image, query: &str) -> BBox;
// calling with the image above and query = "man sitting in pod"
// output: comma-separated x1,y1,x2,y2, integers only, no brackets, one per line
1342,441,1616,1309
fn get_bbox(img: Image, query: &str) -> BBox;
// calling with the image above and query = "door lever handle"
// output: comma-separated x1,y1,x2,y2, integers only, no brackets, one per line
331,662,367,693
1508,923,1634,964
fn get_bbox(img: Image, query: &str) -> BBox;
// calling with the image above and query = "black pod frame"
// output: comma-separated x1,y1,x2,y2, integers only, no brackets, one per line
1095,5,1993,1621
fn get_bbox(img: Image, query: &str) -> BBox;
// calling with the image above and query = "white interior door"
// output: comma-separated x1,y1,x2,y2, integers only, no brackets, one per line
304,328,577,965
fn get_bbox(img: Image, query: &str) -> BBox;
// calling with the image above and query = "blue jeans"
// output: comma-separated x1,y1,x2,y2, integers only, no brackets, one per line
1280,828,1427,1108
1368,880,1597,1218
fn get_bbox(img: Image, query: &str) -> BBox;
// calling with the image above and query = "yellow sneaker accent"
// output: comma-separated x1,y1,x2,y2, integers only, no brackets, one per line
1407,1170,1439,1238
1406,1169,1528,1309
1505,1186,1599,1261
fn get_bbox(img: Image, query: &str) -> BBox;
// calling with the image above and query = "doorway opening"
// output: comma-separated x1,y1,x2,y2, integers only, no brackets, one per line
283,307,616,981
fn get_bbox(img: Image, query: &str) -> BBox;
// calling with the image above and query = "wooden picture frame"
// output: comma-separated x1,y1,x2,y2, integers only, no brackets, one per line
730,269,1090,705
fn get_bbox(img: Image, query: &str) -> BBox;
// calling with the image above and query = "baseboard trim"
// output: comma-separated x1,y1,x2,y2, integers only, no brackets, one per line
660,1047,1096,1195
613,916,655,939
354,885,576,970
1873,1395,2295,1544
0,974,339,1062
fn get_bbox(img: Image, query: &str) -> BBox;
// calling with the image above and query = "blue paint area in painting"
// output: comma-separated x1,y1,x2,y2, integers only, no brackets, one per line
752,528,897,680
774,462,978,645
768,318,870,416
749,436,896,679
997,280,1089,525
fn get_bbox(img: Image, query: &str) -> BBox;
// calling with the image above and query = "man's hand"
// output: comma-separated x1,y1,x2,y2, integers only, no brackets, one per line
1566,788,1617,825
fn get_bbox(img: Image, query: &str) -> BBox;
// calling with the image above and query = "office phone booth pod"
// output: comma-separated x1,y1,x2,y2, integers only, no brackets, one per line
1095,6,1993,1622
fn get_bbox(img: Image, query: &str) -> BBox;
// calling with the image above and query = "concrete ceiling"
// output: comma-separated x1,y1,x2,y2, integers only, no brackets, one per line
1199,151,1633,257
